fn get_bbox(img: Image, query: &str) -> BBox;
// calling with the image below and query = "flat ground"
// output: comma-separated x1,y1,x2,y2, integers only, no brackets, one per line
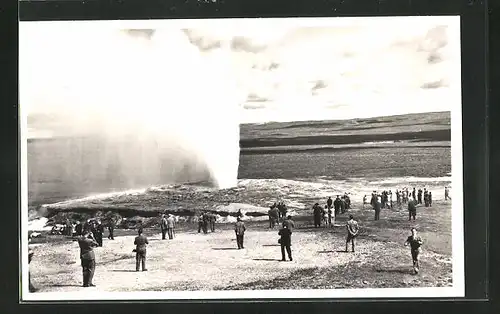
29,199,453,292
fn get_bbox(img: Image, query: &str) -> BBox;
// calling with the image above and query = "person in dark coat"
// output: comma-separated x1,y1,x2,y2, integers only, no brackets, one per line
334,196,342,216
408,198,417,220
327,197,333,210
77,229,98,287
134,228,149,272
75,221,83,236
412,188,416,200
278,225,293,261
417,189,423,204
282,215,295,231
198,213,204,233
202,212,209,234
372,196,381,221
107,218,115,240
234,217,246,249
428,192,433,207
161,214,167,240
313,203,322,228
95,221,104,247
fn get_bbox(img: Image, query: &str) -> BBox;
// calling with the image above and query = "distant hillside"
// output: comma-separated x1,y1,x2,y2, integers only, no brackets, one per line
239,111,451,148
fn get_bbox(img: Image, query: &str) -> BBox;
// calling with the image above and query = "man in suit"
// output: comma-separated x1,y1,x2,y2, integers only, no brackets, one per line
166,214,175,239
77,228,98,287
134,228,149,271
234,217,246,249
160,214,167,240
278,225,293,261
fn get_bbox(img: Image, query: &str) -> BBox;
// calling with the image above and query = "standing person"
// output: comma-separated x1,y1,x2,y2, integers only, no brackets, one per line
404,228,423,274
327,205,333,227
373,197,381,221
345,215,359,253
107,218,115,240
362,195,367,208
445,186,451,200
197,213,204,233
202,212,209,234
412,188,416,201
77,229,98,287
327,197,333,210
408,197,417,220
209,212,216,232
96,221,104,247
65,219,73,236
428,192,433,207
417,189,423,205
268,208,275,229
278,225,293,261
282,215,295,231
75,221,83,236
396,190,401,206
234,217,246,249
313,203,322,228
161,214,167,240
134,228,148,272
424,190,429,207
334,196,342,216
166,214,175,239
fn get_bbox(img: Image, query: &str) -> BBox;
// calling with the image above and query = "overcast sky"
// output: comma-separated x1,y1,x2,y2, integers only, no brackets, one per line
20,17,461,129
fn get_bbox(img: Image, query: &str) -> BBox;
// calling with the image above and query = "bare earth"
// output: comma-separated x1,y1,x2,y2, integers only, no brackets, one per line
29,200,453,292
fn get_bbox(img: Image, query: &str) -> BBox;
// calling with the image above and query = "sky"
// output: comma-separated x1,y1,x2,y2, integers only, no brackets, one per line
20,16,461,130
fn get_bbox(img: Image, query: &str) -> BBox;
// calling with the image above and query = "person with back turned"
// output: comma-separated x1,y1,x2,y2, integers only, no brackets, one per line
166,214,175,239
107,218,115,240
408,197,417,220
134,228,149,272
278,225,293,262
77,228,98,287
373,196,381,221
327,197,333,210
345,215,359,252
234,217,246,249
160,214,167,240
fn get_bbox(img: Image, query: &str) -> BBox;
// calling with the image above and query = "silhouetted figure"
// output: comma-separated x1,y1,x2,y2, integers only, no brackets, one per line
313,203,323,228
428,192,433,207
96,221,104,247
334,196,342,216
373,197,381,221
412,188,416,200
234,218,246,249
161,214,167,240
327,197,333,210
198,213,204,233
408,198,417,220
134,228,148,272
75,221,83,236
107,219,115,240
445,186,451,200
279,225,293,261
282,215,295,231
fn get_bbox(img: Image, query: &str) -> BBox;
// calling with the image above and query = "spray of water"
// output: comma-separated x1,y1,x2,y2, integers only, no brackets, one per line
20,23,243,192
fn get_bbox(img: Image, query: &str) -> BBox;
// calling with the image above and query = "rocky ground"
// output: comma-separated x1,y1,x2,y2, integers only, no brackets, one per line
28,200,453,292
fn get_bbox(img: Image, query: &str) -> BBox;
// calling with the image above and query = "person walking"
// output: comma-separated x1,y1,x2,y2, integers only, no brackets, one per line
134,228,149,272
278,225,293,261
404,227,423,274
345,215,359,252
234,217,246,249
77,228,98,287
444,186,451,200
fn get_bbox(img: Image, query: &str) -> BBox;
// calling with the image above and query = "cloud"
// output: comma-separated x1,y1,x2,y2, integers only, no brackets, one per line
183,29,222,51
421,79,448,89
125,29,156,39
247,93,269,102
231,36,268,53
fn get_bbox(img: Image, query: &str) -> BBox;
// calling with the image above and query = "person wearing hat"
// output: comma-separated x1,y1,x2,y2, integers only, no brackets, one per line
234,217,246,249
134,228,149,271
77,228,99,287
282,215,295,231
278,225,293,261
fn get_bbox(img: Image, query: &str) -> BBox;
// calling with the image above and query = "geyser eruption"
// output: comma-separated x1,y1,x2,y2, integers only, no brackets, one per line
20,22,243,199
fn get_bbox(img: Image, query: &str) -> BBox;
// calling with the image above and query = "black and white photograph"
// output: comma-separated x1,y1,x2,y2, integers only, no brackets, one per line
20,16,464,300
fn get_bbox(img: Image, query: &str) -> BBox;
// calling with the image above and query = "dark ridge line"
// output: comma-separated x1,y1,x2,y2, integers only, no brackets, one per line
239,129,451,148
240,111,451,127
240,145,451,155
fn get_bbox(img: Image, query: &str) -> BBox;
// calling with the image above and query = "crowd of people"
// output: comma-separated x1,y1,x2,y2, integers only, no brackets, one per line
28,185,450,290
